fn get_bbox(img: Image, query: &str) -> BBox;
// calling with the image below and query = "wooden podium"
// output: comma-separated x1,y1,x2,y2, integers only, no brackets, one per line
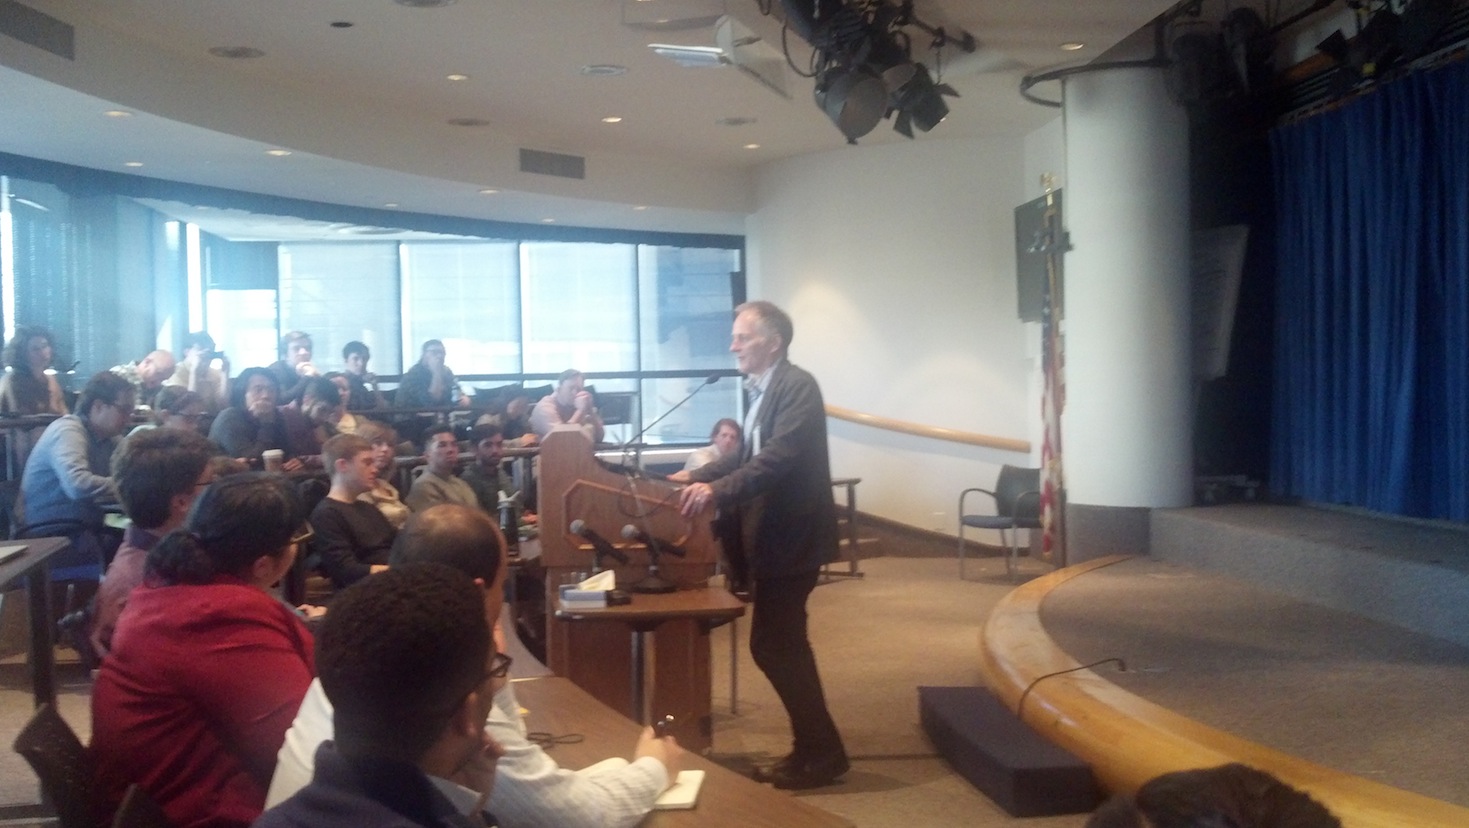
537,428,737,752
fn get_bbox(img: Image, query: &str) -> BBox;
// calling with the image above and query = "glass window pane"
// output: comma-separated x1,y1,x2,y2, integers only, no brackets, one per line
522,242,636,374
279,242,402,374
637,245,740,372
401,242,521,375
639,377,740,446
206,289,279,369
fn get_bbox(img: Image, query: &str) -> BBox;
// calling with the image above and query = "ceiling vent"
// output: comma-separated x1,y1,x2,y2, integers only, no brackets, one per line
519,149,586,180
0,0,75,60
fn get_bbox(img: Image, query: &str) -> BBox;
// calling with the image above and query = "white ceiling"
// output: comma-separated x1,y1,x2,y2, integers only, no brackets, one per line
0,0,1180,239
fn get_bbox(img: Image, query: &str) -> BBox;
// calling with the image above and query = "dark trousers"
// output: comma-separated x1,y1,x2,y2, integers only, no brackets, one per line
750,569,845,760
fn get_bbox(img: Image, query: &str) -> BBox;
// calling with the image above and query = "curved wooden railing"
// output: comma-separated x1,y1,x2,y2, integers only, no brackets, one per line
979,556,1469,828
824,404,1030,453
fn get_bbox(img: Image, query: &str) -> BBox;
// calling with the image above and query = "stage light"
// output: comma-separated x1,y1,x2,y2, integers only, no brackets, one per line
814,65,888,143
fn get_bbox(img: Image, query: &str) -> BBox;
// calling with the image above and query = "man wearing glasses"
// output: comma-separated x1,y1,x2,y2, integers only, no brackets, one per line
257,563,507,828
18,371,135,580
267,505,683,828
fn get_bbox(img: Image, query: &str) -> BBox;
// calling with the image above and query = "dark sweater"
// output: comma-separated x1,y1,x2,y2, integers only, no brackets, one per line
309,497,396,588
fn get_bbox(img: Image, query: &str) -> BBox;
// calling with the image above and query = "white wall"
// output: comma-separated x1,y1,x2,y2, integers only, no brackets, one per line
745,127,1065,533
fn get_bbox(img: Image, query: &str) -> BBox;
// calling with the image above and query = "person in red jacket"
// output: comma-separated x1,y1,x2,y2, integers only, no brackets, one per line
91,473,316,828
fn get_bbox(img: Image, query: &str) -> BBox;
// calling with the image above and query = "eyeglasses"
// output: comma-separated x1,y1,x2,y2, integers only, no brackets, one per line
488,651,513,680
289,524,314,545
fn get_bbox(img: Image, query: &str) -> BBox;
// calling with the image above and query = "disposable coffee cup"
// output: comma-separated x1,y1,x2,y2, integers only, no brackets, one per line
262,449,285,473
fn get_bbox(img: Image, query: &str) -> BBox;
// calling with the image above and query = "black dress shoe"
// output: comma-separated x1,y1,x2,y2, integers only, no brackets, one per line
753,752,850,790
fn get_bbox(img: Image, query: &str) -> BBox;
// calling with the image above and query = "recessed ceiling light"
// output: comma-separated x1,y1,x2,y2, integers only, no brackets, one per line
208,46,265,59
394,0,456,7
447,117,490,127
540,218,556,223
633,205,649,211
103,109,132,118
478,188,500,195
123,161,144,167
265,149,292,157
716,116,756,127
1060,42,1085,51
743,143,761,149
446,73,469,81
580,64,628,77
601,116,623,123
384,202,399,208
330,21,354,29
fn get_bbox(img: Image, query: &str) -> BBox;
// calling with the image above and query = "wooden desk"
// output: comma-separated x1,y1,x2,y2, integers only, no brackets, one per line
0,536,72,709
555,588,744,727
513,676,852,828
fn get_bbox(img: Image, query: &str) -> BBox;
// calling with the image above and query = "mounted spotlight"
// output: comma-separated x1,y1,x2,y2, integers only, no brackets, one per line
888,62,957,138
815,63,888,142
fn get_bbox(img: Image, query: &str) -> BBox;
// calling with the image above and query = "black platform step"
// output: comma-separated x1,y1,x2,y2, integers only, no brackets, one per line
918,685,1100,817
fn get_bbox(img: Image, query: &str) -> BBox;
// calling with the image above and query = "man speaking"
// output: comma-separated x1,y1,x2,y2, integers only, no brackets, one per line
674,300,848,790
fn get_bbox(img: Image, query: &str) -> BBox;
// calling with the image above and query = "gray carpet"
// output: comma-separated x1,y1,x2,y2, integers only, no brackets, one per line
1042,556,1469,806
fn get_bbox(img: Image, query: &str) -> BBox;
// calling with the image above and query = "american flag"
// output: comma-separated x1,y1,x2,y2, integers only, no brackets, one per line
1038,192,1065,562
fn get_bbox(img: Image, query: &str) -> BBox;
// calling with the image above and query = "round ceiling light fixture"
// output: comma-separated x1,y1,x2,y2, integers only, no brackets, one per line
208,46,265,59
394,0,456,7
447,117,491,127
580,64,629,77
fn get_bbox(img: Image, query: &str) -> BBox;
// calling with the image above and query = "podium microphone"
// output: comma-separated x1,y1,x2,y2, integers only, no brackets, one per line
569,519,628,570
618,374,721,458
621,524,688,558
621,524,680,594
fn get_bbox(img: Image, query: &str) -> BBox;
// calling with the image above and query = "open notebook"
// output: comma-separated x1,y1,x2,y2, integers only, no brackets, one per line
577,759,705,810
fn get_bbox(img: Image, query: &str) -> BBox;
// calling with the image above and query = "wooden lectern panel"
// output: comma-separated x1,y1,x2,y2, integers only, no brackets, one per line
537,428,726,752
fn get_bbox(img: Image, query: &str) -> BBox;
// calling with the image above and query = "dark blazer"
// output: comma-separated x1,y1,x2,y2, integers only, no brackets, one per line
689,360,839,578
254,743,489,828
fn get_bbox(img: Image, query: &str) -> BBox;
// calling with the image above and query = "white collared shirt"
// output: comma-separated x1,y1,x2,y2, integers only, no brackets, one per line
741,360,782,458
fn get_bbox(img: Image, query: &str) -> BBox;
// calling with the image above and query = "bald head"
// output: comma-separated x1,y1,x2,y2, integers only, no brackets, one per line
389,504,506,584
140,350,177,387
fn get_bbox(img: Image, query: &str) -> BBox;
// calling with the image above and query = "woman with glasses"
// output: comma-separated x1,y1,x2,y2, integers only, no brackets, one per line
91,473,316,828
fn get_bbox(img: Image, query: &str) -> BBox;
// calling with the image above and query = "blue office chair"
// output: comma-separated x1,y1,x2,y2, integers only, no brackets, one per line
957,465,1042,579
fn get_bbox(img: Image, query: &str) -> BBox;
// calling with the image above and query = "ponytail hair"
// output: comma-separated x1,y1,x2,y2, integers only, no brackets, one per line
145,473,307,585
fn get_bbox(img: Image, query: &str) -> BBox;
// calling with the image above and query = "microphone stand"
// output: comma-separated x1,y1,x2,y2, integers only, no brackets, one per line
614,374,722,472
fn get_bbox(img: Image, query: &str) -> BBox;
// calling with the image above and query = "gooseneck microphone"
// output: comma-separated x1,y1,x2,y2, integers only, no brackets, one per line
621,523,681,594
620,524,688,558
619,374,722,455
569,519,629,569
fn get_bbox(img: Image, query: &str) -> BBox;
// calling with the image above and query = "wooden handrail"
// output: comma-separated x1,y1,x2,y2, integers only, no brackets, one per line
979,556,1469,828
824,404,1030,454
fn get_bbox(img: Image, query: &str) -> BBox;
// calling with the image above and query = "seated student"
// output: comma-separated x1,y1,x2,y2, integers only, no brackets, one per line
405,425,478,511
460,424,518,517
18,371,134,577
354,421,411,530
209,368,315,471
1086,763,1342,828
397,339,469,409
310,434,395,589
529,369,604,443
128,386,208,438
266,505,681,828
110,349,176,408
683,417,742,472
294,376,344,448
340,340,387,411
268,330,318,405
165,331,230,414
91,474,315,828
90,428,217,659
257,563,504,828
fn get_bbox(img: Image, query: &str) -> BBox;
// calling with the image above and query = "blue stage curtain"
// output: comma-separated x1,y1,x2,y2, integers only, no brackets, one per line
1271,58,1469,520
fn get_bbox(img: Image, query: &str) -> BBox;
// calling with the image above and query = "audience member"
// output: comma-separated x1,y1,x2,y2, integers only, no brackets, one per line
269,330,318,404
0,324,66,415
529,369,604,443
18,371,134,578
258,562,503,828
266,505,681,828
323,372,361,434
405,424,477,511
683,417,742,472
397,339,469,409
500,390,537,445
1085,763,1343,828
461,423,516,518
90,428,216,658
209,367,313,470
310,433,395,589
128,386,207,437
297,375,344,447
110,349,176,407
340,340,386,410
91,473,316,828
355,421,411,530
166,331,230,413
